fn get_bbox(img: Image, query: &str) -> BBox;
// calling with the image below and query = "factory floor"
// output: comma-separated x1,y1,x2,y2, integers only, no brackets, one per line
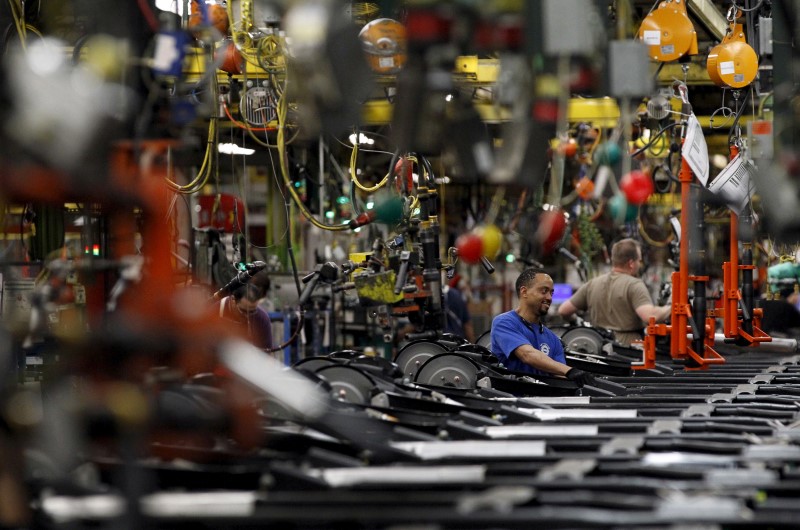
20,337,800,529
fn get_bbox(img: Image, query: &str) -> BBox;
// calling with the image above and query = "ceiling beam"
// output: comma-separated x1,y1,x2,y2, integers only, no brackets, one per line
687,0,729,41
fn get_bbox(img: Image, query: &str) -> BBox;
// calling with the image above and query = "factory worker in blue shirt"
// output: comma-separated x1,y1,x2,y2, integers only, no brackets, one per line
491,267,594,386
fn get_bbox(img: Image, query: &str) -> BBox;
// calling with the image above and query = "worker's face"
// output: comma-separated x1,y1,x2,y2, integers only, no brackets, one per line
520,273,554,317
236,298,259,316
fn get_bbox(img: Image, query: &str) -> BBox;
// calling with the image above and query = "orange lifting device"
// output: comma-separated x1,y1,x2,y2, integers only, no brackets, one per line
707,11,759,90
640,139,725,371
638,0,698,63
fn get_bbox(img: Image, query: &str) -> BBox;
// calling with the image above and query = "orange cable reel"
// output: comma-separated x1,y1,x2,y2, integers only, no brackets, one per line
638,0,698,63
707,22,758,89
359,18,407,75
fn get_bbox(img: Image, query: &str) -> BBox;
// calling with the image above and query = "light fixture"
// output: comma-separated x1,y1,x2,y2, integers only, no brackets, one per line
349,133,374,146
218,143,255,155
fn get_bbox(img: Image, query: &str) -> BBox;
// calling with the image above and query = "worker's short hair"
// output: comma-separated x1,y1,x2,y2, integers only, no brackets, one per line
233,282,266,303
611,238,641,267
515,267,547,295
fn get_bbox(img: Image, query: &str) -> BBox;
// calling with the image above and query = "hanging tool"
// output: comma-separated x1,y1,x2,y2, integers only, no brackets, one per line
706,10,758,89
638,0,699,63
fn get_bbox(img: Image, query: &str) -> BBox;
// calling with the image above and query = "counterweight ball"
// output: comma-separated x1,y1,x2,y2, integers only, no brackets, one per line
456,233,483,264
620,170,654,205
475,224,502,259
594,142,622,166
393,157,413,193
608,194,639,224
536,209,567,254
575,177,595,200
373,196,405,224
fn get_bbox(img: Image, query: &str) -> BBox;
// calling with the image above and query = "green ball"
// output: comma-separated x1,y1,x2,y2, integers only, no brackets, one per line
374,196,405,224
608,194,638,224
594,142,622,166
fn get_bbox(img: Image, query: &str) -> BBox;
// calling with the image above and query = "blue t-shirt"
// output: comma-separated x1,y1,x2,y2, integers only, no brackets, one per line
490,310,565,375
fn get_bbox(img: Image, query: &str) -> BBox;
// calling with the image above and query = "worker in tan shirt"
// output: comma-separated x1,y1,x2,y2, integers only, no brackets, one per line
557,238,671,346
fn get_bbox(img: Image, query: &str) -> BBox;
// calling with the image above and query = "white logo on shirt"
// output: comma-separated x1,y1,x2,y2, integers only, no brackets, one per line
540,343,550,355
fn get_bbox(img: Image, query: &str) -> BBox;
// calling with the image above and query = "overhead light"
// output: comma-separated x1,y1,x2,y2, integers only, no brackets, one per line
349,133,374,146
218,143,255,155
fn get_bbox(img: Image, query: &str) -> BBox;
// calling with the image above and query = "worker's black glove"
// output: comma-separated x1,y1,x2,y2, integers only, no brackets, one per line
566,367,595,387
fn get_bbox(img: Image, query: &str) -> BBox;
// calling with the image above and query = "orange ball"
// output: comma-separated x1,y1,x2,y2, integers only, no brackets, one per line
575,177,595,200
560,138,578,158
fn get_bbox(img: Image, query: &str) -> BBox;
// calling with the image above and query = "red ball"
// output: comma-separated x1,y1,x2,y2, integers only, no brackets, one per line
456,233,484,264
536,209,567,254
393,157,413,193
620,170,654,206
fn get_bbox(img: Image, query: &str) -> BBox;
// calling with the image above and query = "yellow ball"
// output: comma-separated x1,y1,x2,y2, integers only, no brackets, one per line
476,224,503,259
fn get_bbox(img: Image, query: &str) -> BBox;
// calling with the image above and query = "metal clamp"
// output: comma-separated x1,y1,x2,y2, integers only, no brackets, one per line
681,404,715,418
537,458,596,481
600,436,644,456
648,419,683,435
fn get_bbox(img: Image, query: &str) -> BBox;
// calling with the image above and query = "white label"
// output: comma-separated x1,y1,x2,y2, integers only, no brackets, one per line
152,34,181,73
643,30,661,45
681,113,710,186
378,57,395,68
720,61,735,75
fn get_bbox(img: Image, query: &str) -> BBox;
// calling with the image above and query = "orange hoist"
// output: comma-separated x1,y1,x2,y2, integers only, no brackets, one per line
638,0,698,63
707,9,759,89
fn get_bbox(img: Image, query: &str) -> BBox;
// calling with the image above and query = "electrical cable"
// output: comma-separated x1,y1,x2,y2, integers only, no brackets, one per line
727,86,752,145
165,53,220,194
731,0,765,12
222,100,275,132
330,134,395,157
350,139,393,193
637,206,673,247
266,187,307,354
631,121,682,157
7,0,26,49
420,154,437,187
276,79,349,232
652,163,676,193
165,112,217,193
